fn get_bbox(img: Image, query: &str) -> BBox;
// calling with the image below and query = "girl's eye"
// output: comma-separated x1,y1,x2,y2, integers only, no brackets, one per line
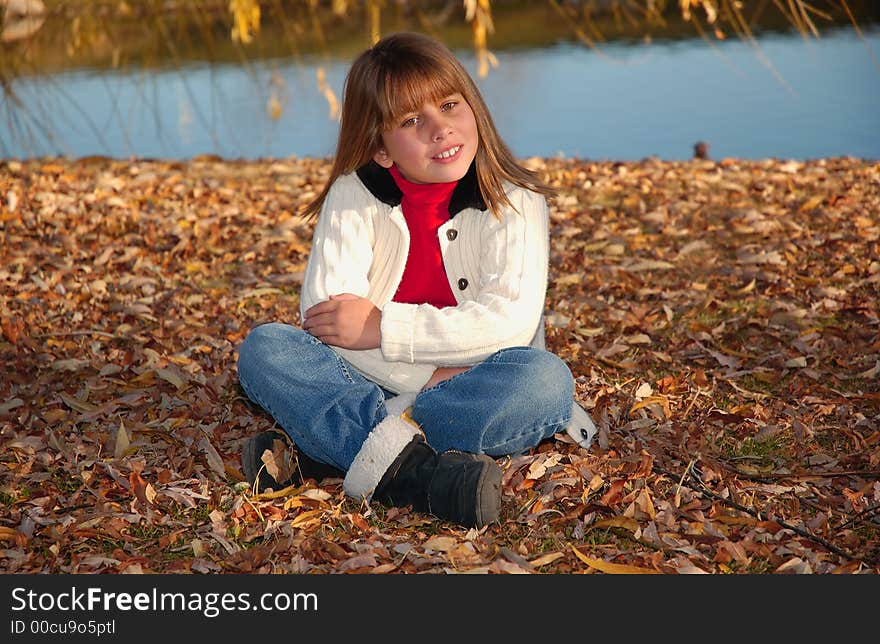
401,116,419,128
441,101,457,112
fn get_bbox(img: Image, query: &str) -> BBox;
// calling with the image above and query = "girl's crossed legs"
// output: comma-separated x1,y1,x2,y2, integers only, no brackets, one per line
236,322,574,470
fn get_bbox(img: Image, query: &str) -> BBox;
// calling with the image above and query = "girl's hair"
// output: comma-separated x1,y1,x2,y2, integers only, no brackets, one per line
302,31,555,220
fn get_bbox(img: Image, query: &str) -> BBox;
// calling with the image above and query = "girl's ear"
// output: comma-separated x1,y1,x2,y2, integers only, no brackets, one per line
373,148,393,168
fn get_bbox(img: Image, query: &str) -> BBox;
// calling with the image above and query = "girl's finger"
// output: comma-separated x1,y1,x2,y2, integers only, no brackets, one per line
304,300,337,317
303,311,335,329
307,324,338,338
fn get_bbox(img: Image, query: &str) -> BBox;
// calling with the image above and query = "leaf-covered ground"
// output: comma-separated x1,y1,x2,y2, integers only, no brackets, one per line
1,155,878,574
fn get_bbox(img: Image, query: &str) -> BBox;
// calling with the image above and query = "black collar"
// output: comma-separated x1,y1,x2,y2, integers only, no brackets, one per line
356,160,487,217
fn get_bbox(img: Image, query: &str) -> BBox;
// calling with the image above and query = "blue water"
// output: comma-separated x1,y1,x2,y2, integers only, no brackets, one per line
2,27,878,161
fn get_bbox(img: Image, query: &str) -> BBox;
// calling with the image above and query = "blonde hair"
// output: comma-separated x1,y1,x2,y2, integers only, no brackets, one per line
302,31,555,220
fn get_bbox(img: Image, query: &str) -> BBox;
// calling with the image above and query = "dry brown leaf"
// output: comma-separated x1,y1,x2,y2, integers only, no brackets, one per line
289,509,325,529
199,436,226,477
570,546,661,574
592,516,640,532
157,366,186,389
0,527,20,542
0,398,24,415
59,393,99,413
423,536,457,553
529,552,565,567
114,420,130,460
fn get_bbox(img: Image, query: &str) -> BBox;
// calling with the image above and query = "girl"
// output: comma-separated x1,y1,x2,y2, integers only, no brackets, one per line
236,32,596,529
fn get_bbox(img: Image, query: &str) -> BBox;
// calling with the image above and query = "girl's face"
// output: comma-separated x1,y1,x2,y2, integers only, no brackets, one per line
373,93,478,184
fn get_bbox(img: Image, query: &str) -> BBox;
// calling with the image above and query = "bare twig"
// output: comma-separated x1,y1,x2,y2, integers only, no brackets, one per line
838,502,880,530
654,463,857,562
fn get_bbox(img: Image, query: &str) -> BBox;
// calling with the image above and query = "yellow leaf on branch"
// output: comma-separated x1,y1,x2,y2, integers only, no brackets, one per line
229,0,260,44
317,67,340,121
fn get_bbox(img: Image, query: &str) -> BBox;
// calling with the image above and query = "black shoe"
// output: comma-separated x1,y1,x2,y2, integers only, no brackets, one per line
242,431,343,491
373,436,502,528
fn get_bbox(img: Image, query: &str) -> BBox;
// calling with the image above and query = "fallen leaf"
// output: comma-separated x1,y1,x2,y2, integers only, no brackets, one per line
629,395,671,418
114,420,130,460
423,536,456,553
52,358,91,372
570,546,661,574
157,366,187,389
0,527,20,542
623,259,675,272
0,398,24,415
60,393,99,413
129,471,156,506
592,516,640,532
634,382,653,398
289,509,325,529
529,552,565,567
199,437,226,477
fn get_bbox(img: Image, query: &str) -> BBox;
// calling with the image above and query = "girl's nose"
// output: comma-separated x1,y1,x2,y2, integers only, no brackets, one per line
430,115,453,142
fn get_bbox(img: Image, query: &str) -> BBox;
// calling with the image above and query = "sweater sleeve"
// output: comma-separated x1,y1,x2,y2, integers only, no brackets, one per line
300,174,436,393
379,188,550,366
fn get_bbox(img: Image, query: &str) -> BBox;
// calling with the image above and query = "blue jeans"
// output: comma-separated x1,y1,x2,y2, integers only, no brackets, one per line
236,323,573,471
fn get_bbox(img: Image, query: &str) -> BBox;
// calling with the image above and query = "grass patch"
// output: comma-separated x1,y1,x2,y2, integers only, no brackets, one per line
738,373,787,396
723,556,777,574
97,537,127,555
167,502,213,525
854,524,878,544
52,473,81,495
582,527,633,548
128,523,165,541
720,433,789,469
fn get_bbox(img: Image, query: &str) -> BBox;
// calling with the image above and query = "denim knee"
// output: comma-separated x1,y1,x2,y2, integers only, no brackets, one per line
536,351,575,409
495,348,574,414
237,323,306,384
414,347,575,456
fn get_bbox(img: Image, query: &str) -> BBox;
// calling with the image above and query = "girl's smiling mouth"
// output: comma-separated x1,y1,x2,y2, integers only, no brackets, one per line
432,145,462,162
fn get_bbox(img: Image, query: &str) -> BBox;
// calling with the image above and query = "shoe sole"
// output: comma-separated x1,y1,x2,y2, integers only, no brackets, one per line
473,456,502,527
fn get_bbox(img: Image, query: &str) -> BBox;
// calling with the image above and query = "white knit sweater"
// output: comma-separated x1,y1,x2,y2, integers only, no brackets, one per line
300,170,549,394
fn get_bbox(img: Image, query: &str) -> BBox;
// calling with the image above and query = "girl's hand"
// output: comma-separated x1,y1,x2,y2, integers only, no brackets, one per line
421,366,471,391
303,293,381,350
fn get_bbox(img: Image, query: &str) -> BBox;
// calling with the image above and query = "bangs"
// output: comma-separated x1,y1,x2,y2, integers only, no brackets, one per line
377,62,462,129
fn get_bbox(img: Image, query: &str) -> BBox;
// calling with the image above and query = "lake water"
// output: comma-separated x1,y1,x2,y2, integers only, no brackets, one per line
3,25,879,162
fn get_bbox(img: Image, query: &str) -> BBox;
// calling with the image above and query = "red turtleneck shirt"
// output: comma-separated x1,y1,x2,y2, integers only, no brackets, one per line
389,164,459,309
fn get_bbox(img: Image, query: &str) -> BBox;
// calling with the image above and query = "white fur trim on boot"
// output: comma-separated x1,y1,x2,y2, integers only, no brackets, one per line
383,392,417,417
566,401,597,449
343,413,422,500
